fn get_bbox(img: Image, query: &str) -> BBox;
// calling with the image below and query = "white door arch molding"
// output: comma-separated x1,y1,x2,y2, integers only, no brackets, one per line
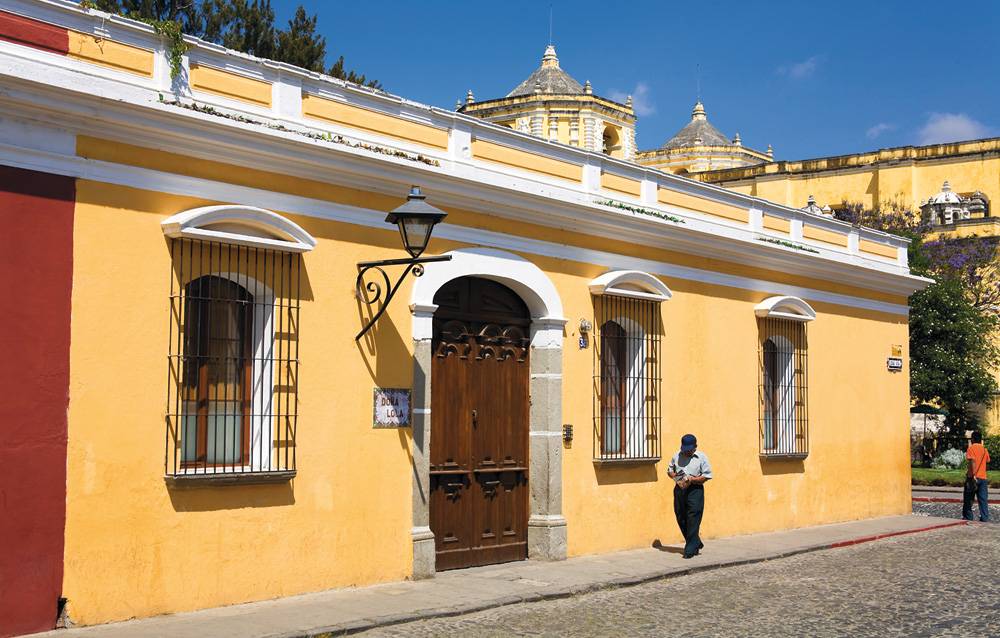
410,247,566,346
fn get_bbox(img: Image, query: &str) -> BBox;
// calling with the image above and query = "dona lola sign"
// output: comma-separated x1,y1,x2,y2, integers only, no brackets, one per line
373,388,411,428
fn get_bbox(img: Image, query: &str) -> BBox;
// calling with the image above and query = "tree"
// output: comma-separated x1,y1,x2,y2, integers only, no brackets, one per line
89,0,200,27
909,275,999,434
200,0,278,61
328,55,382,90
921,235,1000,310
275,6,326,72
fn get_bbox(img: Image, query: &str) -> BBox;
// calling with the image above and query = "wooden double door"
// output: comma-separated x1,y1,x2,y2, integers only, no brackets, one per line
430,277,530,571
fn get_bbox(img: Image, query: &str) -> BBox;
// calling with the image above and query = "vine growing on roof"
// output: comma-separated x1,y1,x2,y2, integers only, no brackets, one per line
595,199,685,224
79,2,189,79
158,96,440,167
755,237,820,254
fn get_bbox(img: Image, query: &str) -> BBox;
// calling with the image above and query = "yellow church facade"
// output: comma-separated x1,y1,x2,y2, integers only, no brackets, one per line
699,137,1000,218
1,1,929,632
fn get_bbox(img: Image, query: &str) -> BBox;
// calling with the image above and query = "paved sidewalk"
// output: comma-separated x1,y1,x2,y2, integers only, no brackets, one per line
32,515,963,638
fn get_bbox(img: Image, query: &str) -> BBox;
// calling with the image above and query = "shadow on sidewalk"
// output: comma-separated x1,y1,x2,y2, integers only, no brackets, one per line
651,539,685,554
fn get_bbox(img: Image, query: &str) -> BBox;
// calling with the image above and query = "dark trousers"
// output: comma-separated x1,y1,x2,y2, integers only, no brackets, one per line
673,484,704,555
963,478,990,522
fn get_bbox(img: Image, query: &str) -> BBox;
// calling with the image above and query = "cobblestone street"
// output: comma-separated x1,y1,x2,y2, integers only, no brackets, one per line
364,525,1000,638
913,500,999,524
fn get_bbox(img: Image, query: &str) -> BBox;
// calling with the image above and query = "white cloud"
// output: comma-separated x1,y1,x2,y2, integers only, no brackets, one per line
608,82,656,117
917,112,993,145
866,122,895,139
777,56,820,79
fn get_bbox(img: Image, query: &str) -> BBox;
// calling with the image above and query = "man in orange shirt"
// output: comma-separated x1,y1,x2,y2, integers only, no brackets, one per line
963,431,991,522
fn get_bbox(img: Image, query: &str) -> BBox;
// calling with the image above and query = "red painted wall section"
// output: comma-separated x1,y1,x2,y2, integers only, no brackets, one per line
0,11,69,55
0,166,75,637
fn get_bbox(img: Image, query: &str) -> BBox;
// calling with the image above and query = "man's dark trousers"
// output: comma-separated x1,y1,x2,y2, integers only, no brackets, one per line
963,478,990,522
673,484,704,555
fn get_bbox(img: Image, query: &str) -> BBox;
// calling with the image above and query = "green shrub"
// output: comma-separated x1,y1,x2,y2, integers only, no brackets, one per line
984,435,1000,471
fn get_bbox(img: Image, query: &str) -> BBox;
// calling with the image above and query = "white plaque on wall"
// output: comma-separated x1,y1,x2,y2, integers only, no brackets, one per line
373,388,411,428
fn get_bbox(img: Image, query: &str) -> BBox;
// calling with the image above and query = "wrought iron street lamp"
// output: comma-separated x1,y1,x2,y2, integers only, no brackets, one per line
355,186,452,340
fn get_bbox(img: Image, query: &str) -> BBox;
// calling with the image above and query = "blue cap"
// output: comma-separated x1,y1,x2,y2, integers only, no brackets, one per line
680,434,697,452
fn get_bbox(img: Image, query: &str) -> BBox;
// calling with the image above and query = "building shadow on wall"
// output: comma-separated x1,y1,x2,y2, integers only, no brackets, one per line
759,458,805,475
167,481,295,512
594,463,659,485
354,280,410,386
353,266,415,488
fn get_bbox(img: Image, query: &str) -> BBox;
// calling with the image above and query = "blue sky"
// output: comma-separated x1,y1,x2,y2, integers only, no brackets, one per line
272,1,999,160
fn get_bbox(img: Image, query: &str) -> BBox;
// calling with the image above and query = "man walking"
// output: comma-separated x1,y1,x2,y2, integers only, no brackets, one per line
667,434,712,558
964,431,991,522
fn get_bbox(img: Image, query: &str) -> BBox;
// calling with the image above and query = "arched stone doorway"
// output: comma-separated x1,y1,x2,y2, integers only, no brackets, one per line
410,248,566,577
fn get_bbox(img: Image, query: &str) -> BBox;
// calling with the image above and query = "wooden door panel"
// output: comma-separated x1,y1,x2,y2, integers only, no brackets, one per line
430,277,530,571
430,320,471,473
429,472,473,569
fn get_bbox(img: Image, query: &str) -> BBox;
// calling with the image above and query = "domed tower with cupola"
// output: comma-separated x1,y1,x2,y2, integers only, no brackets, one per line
920,180,991,226
458,44,637,160
635,100,771,175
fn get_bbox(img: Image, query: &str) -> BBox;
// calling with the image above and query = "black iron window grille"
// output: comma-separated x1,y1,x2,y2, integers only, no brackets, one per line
166,238,301,480
592,294,663,462
758,317,809,458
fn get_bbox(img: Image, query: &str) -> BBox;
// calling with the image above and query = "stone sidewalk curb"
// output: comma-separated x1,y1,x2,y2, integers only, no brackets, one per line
911,485,964,493
264,519,969,638
913,496,1000,505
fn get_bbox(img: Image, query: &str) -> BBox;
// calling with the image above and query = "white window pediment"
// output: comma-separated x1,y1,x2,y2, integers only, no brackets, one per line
588,270,672,302
161,205,316,252
754,295,816,322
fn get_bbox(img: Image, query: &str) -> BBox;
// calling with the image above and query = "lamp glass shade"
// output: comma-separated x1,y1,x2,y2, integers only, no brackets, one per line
398,217,435,258
385,186,447,258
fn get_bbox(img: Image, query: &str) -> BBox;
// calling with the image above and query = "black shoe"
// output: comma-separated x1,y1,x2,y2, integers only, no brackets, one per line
683,553,694,559
697,541,704,550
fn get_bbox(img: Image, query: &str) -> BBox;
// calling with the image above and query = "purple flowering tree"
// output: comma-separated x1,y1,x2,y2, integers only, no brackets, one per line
921,235,1000,310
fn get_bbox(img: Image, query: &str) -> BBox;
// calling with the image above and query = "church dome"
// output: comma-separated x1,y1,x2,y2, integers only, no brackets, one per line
507,45,584,97
926,181,963,204
661,101,732,149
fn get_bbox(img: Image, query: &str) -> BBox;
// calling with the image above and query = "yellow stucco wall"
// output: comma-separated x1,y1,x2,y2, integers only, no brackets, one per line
658,188,748,224
762,214,791,234
64,180,417,625
67,31,153,77
559,280,909,552
471,139,582,182
189,64,272,107
302,94,449,150
600,172,641,197
62,139,913,625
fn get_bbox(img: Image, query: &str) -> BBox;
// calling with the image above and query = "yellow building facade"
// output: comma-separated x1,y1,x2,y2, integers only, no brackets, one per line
699,138,1000,215
0,1,930,631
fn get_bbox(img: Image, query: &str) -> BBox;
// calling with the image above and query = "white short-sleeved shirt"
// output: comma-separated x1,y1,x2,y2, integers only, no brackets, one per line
668,451,713,480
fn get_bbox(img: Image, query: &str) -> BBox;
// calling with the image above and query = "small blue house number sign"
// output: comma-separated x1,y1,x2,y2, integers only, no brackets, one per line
373,388,411,428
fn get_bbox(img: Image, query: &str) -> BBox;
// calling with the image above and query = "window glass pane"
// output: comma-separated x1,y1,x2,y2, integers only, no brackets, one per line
601,321,626,454
180,275,251,467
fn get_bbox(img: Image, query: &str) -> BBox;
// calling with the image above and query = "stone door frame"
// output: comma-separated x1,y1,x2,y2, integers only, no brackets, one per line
409,247,567,578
